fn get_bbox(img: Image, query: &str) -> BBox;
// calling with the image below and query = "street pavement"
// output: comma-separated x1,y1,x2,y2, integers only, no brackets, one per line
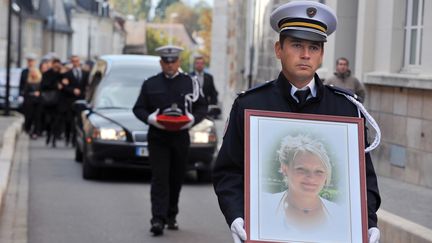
0,114,432,242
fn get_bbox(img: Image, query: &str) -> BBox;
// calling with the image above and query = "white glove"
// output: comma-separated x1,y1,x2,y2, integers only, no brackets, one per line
368,227,380,243
147,109,165,129
230,217,247,243
180,111,195,130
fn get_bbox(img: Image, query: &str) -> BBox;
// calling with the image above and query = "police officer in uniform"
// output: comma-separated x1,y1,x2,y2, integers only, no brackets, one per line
212,2,381,243
133,45,207,236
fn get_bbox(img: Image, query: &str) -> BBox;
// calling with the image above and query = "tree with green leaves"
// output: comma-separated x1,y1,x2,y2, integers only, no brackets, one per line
197,8,212,64
109,0,152,20
154,0,180,20
165,2,199,35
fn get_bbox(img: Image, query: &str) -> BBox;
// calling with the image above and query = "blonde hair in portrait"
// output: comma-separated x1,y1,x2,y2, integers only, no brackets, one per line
277,134,332,188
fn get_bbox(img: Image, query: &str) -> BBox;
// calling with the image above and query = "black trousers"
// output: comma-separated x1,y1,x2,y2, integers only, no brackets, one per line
148,130,190,223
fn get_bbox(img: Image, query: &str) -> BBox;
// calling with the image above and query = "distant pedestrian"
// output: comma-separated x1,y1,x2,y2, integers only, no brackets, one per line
324,57,366,102
22,67,42,138
133,45,207,236
61,55,89,146
39,59,51,74
190,56,218,105
19,54,37,96
40,58,63,147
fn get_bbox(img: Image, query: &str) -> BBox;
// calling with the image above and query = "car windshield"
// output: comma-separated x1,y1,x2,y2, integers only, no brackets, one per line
93,64,160,109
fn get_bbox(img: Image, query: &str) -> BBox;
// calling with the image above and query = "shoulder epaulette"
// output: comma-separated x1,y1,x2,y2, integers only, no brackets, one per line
237,80,275,97
326,84,360,101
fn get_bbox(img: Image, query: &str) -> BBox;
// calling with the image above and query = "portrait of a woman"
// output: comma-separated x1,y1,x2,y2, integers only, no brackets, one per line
260,134,346,241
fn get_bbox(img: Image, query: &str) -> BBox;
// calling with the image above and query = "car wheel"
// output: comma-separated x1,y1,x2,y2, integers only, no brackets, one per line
82,152,98,180
75,146,83,162
197,169,212,183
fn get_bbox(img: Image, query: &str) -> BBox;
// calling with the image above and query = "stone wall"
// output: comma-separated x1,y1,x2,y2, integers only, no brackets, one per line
366,83,432,188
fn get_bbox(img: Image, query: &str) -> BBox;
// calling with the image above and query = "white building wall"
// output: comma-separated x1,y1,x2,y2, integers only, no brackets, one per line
374,0,398,73
331,0,358,77
112,30,125,55
210,0,230,118
0,0,7,68
422,0,432,74
71,14,91,59
22,19,44,66
355,0,377,79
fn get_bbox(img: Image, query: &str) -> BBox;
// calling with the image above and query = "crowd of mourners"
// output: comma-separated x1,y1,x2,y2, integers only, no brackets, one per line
19,53,91,148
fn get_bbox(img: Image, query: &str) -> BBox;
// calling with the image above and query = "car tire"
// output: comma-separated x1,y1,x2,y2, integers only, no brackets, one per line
75,146,83,162
197,169,212,183
82,153,98,180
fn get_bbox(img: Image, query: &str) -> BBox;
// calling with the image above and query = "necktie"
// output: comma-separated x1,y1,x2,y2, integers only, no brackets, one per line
74,68,81,81
294,88,311,106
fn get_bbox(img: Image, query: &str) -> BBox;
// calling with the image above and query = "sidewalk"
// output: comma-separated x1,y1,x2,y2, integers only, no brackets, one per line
378,176,432,229
0,113,23,210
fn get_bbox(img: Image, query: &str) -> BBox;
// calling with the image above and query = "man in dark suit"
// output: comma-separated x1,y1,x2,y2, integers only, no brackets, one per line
63,55,89,99
190,56,218,105
61,55,89,146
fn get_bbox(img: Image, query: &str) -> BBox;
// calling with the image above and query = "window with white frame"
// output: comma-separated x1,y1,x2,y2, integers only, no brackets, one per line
404,0,424,67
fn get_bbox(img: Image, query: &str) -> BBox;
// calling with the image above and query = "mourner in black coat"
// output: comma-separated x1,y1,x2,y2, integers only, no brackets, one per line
40,59,63,147
191,56,218,105
133,45,207,236
61,55,89,146
213,1,381,243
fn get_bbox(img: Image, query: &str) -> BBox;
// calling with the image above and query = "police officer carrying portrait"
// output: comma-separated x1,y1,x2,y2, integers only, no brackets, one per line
212,1,381,243
133,45,207,236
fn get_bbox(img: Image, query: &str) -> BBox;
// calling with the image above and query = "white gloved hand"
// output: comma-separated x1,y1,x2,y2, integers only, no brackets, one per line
180,111,195,130
368,227,380,243
147,108,165,129
230,217,247,243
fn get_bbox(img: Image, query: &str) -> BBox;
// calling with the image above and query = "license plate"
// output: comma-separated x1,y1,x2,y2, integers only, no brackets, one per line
136,147,149,157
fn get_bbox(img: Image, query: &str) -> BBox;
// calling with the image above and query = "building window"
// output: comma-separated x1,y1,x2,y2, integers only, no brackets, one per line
404,0,424,67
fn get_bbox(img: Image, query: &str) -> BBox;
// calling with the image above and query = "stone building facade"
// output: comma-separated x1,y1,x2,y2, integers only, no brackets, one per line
211,0,432,188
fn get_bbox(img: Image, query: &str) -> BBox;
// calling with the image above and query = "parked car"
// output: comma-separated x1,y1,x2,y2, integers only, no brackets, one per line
0,68,24,110
74,55,218,181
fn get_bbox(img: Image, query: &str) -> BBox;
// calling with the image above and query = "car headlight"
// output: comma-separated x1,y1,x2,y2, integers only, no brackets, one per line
190,119,217,144
92,127,126,141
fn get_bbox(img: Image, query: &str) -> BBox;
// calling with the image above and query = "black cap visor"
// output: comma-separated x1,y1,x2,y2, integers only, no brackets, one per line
280,29,327,42
161,56,179,63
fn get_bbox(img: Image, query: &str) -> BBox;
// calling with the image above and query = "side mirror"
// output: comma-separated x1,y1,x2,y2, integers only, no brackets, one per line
73,99,91,113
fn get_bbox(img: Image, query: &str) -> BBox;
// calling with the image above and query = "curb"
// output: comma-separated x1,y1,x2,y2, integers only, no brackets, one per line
378,209,432,243
0,115,24,210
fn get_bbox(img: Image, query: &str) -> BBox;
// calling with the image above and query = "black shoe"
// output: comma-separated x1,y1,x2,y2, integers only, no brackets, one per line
150,222,164,236
166,219,179,230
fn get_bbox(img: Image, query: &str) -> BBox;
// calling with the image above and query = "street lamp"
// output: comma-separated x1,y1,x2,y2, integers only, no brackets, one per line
169,13,178,45
12,2,22,67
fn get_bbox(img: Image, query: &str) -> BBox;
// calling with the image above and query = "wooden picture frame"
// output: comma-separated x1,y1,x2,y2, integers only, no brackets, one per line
245,109,367,243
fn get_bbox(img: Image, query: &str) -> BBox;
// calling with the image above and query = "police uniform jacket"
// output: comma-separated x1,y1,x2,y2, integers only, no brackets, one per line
213,72,381,228
133,72,208,137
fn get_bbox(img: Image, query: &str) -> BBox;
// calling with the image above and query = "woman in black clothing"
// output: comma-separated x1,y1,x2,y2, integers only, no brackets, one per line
40,59,63,147
22,67,42,138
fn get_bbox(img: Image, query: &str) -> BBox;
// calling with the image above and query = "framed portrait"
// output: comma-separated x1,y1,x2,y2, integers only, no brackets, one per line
245,109,367,243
